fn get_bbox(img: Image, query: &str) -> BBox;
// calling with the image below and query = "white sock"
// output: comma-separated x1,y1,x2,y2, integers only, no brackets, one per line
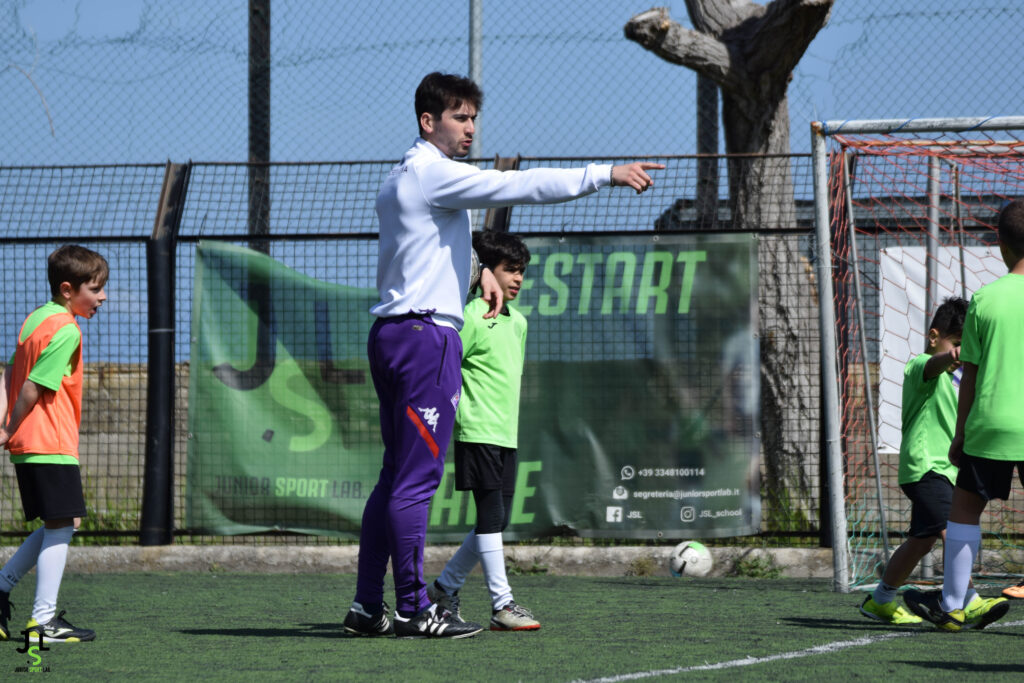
477,532,512,611
941,521,980,613
0,527,45,593
437,530,479,594
872,581,899,605
33,526,75,624
963,588,979,609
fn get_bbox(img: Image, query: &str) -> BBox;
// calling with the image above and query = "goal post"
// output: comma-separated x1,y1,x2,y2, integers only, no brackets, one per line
811,116,1024,592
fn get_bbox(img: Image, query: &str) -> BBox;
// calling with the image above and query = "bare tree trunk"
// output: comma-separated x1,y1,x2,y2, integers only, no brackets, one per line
695,74,719,230
626,1,833,531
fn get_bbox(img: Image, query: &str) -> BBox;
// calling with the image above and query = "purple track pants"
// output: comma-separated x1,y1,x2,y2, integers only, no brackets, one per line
354,314,462,615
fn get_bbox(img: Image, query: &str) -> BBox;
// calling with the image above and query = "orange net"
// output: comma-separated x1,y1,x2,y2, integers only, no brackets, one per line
827,131,1024,585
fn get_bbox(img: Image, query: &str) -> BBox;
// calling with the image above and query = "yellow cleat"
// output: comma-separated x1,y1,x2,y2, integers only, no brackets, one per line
963,595,1010,630
860,596,923,625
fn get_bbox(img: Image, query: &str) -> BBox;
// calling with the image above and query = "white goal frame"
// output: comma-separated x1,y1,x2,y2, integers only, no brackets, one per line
810,116,1024,593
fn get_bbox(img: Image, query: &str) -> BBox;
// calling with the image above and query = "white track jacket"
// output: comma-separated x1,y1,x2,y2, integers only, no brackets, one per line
371,138,612,329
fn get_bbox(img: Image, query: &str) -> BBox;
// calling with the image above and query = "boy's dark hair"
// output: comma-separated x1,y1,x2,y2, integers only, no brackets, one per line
998,198,1024,257
415,72,483,135
48,244,109,298
473,230,531,271
929,296,969,337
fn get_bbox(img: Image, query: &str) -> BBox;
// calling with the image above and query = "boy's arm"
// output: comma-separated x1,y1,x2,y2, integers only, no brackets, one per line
948,361,977,467
0,364,9,429
0,378,45,447
922,345,961,380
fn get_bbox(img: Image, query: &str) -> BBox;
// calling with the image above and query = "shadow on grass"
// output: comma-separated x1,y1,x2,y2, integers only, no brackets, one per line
900,661,1024,674
179,623,350,639
777,616,923,631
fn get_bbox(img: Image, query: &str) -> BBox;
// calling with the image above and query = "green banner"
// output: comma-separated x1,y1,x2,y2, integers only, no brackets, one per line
186,242,381,535
187,234,760,539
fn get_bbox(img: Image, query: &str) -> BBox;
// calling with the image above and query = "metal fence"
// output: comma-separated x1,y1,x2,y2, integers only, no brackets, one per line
0,154,823,544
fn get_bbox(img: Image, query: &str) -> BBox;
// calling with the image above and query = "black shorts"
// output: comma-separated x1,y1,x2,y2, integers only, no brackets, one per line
955,452,1024,501
15,463,87,521
453,441,517,494
899,470,953,538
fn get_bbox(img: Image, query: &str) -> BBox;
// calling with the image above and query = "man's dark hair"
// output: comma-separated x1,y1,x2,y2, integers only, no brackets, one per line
473,230,531,271
997,198,1024,257
929,296,968,338
415,72,483,135
48,244,109,297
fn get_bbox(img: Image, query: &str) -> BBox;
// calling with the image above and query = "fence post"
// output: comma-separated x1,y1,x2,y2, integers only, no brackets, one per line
482,155,520,231
141,161,190,546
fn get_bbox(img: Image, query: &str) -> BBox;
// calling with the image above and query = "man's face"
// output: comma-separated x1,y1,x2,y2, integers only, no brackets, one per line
421,101,477,158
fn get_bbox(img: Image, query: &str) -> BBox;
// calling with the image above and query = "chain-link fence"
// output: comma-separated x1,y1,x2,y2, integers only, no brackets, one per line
0,154,823,545
2,1,1021,164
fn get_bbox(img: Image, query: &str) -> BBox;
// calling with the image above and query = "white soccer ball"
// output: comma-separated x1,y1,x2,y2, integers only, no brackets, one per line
669,541,713,577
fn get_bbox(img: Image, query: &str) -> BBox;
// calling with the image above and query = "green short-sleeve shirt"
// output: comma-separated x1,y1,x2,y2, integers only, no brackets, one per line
960,274,1024,460
454,297,527,448
898,352,958,485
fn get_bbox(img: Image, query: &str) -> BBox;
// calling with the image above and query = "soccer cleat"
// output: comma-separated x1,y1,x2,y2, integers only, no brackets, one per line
859,596,922,625
25,610,95,642
490,601,541,631
393,603,483,639
426,580,464,623
1002,579,1024,599
0,590,10,641
963,595,1010,630
342,601,393,637
903,589,966,632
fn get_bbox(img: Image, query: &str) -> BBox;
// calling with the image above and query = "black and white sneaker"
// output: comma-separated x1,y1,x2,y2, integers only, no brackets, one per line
426,580,464,623
393,603,483,639
25,610,95,642
342,601,393,637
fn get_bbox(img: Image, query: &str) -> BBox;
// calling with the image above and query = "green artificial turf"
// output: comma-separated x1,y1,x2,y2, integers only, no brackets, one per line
1,574,1022,681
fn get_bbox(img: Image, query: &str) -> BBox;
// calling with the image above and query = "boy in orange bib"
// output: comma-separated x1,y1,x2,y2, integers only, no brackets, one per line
0,245,108,643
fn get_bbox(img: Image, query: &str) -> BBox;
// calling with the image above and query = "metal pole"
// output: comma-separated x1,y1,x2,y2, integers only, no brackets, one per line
842,153,891,564
249,0,271,254
820,116,1024,135
949,163,967,300
468,0,482,160
141,161,189,546
926,157,941,321
811,122,850,592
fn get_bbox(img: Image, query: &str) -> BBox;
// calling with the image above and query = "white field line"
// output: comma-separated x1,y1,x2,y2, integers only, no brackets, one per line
573,619,1024,682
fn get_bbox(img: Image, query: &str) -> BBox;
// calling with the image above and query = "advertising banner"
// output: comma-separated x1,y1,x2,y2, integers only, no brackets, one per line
187,234,760,539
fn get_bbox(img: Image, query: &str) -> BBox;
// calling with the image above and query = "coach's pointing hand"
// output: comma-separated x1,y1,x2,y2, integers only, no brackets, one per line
611,162,666,194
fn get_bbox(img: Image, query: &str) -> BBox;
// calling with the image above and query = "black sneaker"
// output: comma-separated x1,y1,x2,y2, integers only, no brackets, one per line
0,590,10,640
342,601,393,637
426,580,464,623
25,610,95,642
903,589,965,632
393,603,483,639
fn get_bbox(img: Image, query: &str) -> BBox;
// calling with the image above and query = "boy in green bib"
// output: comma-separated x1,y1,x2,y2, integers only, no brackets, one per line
905,199,1024,631
427,230,541,632
861,297,975,624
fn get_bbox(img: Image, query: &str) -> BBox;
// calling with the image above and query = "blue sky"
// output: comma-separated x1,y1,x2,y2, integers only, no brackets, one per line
3,1,1021,164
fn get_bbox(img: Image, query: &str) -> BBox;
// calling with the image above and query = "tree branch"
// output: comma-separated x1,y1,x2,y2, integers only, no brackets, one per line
684,0,762,36
624,8,742,92
740,0,833,86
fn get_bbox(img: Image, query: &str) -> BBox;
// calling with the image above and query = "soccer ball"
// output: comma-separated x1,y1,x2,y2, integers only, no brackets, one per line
669,541,713,577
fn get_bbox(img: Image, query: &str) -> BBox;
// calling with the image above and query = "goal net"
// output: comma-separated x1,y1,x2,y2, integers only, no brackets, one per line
812,117,1024,589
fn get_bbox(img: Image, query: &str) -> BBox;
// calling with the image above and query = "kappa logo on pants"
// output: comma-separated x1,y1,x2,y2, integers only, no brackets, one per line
418,406,440,432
